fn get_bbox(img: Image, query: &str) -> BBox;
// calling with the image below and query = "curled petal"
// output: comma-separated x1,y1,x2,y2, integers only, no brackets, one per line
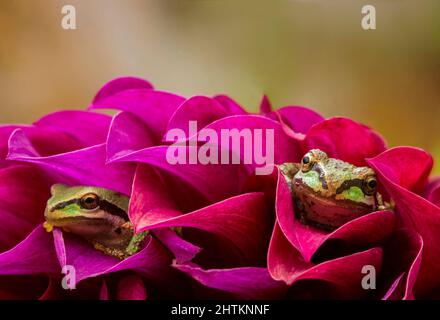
174,263,286,300
53,230,180,290
165,96,229,138
92,77,153,104
115,274,147,300
132,190,272,264
305,117,387,166
424,176,440,207
259,95,272,114
0,225,59,275
90,89,185,140
7,129,135,195
199,115,303,166
154,229,202,264
268,222,383,298
0,165,52,251
380,229,423,300
1,126,82,161
112,146,248,202
33,110,112,147
274,106,324,135
367,147,432,193
214,95,247,115
106,112,155,162
368,149,440,296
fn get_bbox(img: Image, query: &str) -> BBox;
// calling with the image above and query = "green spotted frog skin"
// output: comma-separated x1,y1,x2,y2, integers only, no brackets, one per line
280,149,390,230
44,184,147,260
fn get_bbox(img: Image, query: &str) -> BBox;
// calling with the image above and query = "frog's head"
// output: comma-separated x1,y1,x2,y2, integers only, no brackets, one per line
292,149,379,229
44,184,130,237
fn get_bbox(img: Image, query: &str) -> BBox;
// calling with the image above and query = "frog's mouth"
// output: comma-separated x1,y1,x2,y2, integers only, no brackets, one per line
292,182,374,230
46,217,108,226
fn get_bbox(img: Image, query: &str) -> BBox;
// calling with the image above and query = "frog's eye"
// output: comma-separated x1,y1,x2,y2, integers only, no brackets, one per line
301,153,314,172
79,193,100,210
363,177,377,195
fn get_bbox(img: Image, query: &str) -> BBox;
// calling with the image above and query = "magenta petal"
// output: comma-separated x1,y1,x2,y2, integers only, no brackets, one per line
381,229,423,300
268,221,383,296
425,177,440,207
1,126,83,163
128,165,181,230
112,146,247,202
116,274,147,300
214,95,247,115
174,264,286,299
133,192,271,264
368,150,440,296
259,95,272,114
33,111,112,147
154,229,202,264
53,230,176,286
92,77,154,104
305,117,387,166
0,225,59,275
274,106,325,134
90,89,185,140
367,147,433,193
7,129,135,195
201,115,303,165
106,112,155,162
0,165,52,250
165,96,229,137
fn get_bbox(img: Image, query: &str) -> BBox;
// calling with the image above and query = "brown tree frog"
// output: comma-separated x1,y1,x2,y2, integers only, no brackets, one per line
279,149,392,230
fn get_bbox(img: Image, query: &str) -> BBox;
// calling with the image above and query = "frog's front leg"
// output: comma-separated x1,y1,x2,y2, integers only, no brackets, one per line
279,163,300,191
93,242,127,260
125,231,149,257
375,192,395,211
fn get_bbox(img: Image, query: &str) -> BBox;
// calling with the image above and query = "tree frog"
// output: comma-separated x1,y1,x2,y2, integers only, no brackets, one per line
44,184,147,260
279,149,392,230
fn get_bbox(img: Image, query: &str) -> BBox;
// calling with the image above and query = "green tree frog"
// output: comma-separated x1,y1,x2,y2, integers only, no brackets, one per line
44,184,147,260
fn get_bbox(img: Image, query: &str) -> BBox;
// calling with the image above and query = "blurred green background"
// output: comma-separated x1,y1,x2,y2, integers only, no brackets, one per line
1,0,439,172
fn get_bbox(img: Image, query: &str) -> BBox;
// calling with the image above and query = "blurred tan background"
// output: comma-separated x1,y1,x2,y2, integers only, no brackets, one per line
1,0,439,172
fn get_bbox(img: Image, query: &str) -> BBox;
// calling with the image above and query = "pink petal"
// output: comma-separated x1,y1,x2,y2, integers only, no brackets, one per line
259,95,272,114
116,274,147,300
154,229,202,264
199,115,303,167
268,221,383,298
53,230,180,290
7,129,135,195
0,225,60,275
380,229,423,300
132,191,272,265
1,126,82,161
33,110,112,147
174,263,286,300
165,96,229,138
367,147,432,193
92,77,154,104
368,148,440,296
274,106,325,134
128,165,181,231
89,89,185,140
106,112,155,162
214,95,248,115
305,117,387,166
111,145,248,203
424,176,440,207
0,165,52,251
